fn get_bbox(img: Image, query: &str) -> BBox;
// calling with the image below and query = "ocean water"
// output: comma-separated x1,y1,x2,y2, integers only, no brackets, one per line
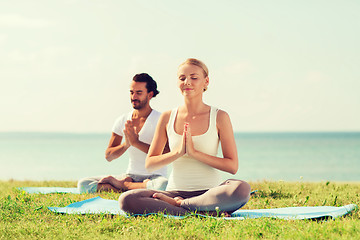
1,132,359,182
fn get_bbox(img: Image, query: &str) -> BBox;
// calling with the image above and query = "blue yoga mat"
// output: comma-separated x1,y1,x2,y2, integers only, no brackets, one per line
48,197,357,220
19,187,80,194
20,187,257,195
49,197,123,215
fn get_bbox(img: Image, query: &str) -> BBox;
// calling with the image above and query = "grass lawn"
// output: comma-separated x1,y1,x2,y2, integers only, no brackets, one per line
1,180,359,239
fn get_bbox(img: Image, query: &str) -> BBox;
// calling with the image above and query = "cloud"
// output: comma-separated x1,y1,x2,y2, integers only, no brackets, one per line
0,14,52,28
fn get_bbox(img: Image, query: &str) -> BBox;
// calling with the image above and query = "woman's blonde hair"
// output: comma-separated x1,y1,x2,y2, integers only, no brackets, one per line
179,58,209,77
179,58,209,91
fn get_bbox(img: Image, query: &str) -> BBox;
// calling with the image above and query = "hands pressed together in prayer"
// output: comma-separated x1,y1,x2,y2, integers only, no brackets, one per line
123,120,139,148
177,122,197,158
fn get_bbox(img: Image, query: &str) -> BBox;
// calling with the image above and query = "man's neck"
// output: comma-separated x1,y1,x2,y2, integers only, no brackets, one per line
132,106,152,119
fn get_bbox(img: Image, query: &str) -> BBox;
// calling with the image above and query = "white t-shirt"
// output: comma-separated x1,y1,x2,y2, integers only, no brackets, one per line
112,109,167,177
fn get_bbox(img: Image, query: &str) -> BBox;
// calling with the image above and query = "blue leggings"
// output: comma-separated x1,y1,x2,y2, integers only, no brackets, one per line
119,179,251,215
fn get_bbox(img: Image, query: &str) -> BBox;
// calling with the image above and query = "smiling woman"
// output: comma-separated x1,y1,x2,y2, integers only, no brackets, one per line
178,58,209,95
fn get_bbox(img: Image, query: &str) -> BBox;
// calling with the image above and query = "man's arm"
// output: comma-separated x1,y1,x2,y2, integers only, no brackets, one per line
105,132,130,162
127,131,170,154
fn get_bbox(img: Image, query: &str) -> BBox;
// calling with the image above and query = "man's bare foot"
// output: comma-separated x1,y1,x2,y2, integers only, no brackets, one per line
121,177,133,190
123,176,133,183
97,176,133,192
152,193,183,207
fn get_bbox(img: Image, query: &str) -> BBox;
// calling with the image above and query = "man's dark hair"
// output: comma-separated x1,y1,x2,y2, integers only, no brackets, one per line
133,73,159,97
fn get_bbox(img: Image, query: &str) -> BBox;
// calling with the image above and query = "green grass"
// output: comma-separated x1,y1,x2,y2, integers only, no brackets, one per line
1,180,359,239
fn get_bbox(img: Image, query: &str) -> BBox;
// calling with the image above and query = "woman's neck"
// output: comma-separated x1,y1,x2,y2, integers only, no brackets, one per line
182,98,207,115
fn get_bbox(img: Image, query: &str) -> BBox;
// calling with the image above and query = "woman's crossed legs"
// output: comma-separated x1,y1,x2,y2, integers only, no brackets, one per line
119,179,251,216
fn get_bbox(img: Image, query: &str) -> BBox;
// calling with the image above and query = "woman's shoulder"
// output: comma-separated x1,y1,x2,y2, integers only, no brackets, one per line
160,110,172,118
158,110,173,124
211,107,229,118
214,108,231,126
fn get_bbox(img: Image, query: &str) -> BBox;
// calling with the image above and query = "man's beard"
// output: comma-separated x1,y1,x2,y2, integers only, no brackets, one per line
132,98,148,110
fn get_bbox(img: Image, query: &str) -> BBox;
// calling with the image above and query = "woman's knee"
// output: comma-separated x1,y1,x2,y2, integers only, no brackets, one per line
225,179,251,200
236,181,251,202
118,189,154,213
119,190,136,212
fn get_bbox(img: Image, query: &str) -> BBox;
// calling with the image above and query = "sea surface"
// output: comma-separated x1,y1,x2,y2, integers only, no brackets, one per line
1,132,359,182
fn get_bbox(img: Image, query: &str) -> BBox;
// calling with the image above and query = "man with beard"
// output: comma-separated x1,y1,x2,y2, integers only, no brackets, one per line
77,73,168,193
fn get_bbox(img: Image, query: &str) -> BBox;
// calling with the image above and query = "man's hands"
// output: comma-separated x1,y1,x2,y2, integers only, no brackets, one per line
123,120,139,147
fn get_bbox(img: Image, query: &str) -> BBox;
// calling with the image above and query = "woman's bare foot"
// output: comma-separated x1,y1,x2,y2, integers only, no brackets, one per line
152,193,183,207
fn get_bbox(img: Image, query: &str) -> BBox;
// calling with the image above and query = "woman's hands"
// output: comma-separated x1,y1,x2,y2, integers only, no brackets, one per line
176,122,197,158
184,122,197,157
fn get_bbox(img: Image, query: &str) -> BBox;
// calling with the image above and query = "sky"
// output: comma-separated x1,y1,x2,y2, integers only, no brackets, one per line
1,0,359,133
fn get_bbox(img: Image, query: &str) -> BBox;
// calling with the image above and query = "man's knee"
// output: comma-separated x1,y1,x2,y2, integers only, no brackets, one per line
77,177,98,193
146,176,168,191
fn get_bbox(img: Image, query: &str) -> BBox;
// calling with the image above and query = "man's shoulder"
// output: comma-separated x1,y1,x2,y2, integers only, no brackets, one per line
150,109,174,122
151,109,161,116
149,109,162,121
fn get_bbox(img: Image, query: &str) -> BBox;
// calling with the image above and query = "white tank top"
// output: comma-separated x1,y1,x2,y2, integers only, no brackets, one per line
166,106,222,191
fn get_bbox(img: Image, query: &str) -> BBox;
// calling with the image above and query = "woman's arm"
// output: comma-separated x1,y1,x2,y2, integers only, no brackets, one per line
145,111,185,172
186,110,238,174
